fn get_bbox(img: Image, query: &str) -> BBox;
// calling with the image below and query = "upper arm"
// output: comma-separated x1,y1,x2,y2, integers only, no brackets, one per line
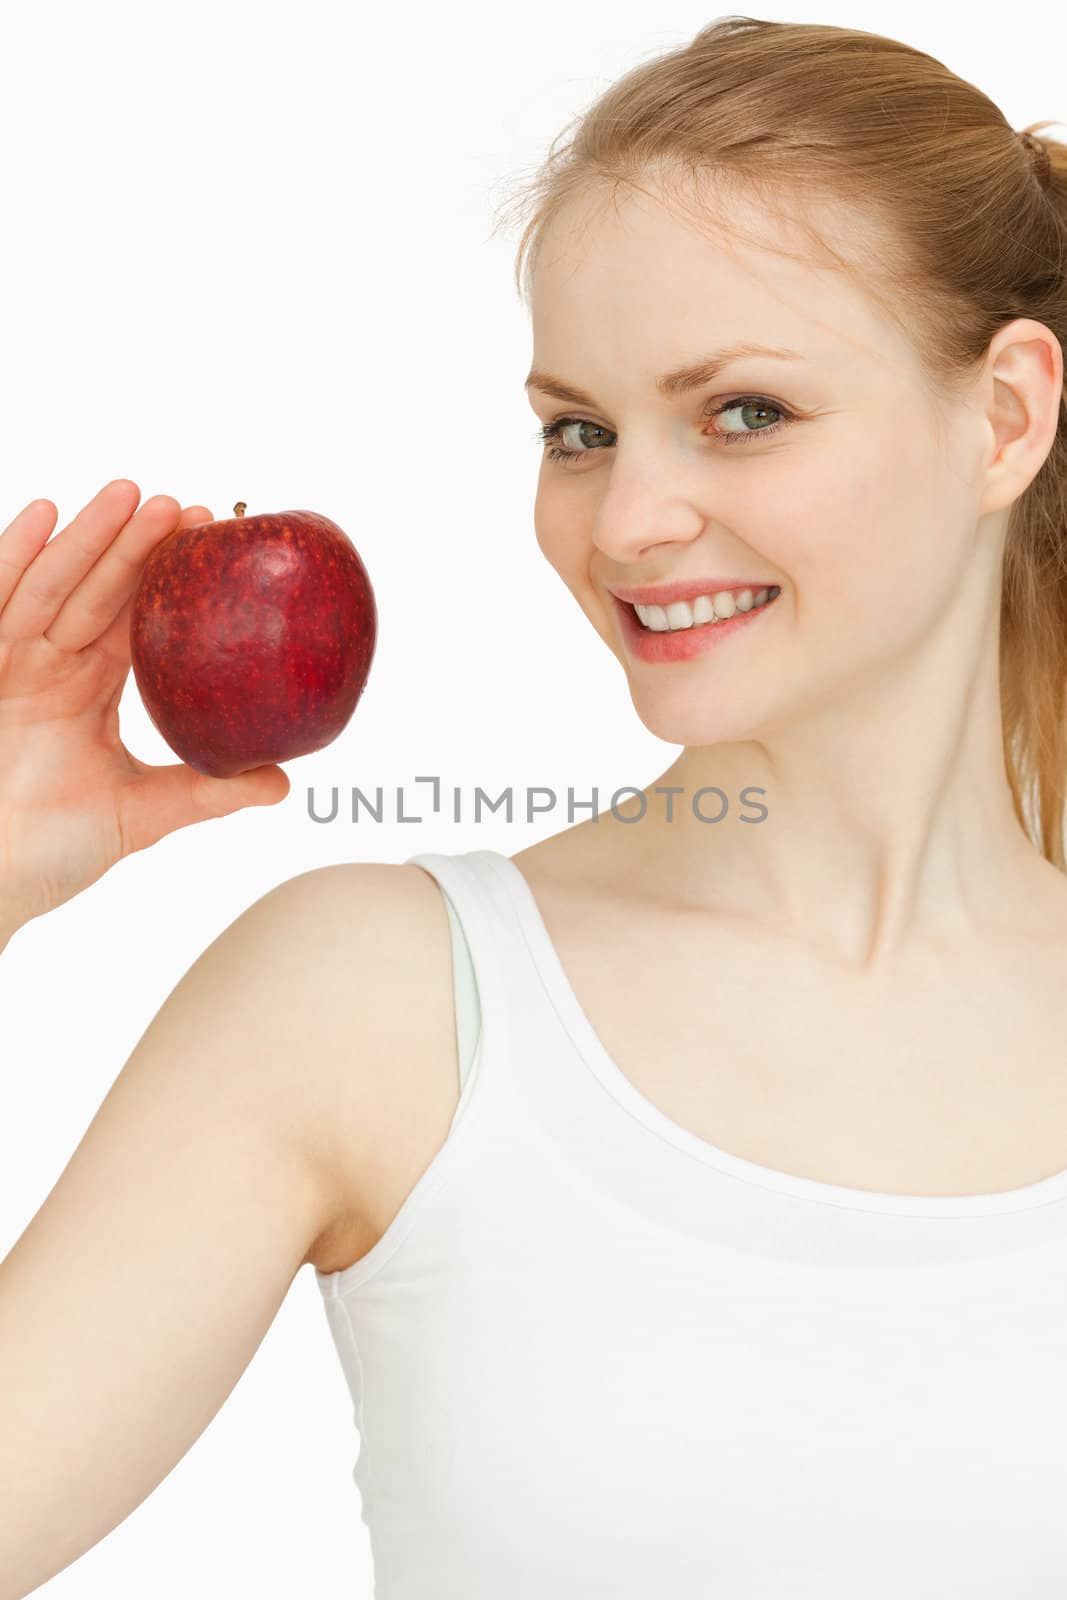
0,861,410,1598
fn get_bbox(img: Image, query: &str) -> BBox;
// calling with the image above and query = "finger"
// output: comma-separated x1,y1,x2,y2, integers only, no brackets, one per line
91,508,215,675
0,499,59,618
116,759,290,858
42,492,197,656
0,480,146,644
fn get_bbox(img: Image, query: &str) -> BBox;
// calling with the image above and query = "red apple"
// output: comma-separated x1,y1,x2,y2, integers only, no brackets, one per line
130,501,377,778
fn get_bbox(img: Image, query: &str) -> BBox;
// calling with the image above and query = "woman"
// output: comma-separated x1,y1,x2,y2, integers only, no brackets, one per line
3,15,1067,1596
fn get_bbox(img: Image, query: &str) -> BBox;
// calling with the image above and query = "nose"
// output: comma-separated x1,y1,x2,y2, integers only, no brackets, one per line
589,448,709,564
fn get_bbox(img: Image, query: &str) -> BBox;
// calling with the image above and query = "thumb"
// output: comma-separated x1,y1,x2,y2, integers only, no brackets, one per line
200,763,292,814
118,760,290,856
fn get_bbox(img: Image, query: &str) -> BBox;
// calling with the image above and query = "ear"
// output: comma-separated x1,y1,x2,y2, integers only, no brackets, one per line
978,316,1063,516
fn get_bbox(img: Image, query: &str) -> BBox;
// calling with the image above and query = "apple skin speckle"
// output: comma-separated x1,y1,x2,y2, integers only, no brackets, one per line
129,507,377,778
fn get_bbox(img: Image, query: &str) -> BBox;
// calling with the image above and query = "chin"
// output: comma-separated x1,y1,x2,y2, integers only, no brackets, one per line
627,688,771,750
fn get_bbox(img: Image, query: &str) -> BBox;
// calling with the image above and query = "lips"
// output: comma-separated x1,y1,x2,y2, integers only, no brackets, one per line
607,578,776,607
609,586,780,663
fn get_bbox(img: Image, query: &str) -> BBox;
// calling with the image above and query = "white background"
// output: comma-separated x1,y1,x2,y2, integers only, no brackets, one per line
0,0,1062,1593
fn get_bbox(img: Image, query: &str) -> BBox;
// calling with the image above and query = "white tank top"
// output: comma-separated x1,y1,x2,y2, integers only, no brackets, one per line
315,848,1067,1596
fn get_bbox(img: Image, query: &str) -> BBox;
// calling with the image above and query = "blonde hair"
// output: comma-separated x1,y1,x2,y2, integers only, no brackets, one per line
490,16,1067,869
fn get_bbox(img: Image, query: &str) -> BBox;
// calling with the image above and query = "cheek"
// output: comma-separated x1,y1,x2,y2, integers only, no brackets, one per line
532,483,619,644
763,417,959,615
533,479,587,583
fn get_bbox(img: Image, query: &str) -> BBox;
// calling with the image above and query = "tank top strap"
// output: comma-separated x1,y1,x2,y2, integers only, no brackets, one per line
401,848,543,1087
403,847,521,972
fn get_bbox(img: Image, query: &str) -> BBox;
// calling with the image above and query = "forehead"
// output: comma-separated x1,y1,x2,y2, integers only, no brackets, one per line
528,176,909,384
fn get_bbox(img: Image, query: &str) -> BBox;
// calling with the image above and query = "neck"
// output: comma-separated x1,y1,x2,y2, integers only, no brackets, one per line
618,608,1063,972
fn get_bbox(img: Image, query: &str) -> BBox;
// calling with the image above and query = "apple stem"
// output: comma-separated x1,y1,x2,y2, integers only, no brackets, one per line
233,502,247,518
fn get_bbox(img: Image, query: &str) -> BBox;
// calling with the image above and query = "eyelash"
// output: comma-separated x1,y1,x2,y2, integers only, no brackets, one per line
534,396,793,464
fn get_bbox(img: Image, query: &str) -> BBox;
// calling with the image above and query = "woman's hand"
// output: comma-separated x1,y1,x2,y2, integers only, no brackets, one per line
0,479,290,934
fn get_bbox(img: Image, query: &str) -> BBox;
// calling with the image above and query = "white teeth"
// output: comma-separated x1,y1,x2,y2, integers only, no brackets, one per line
634,587,768,632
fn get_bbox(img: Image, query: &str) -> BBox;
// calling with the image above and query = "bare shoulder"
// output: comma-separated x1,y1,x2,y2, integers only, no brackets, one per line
254,856,450,954
0,859,456,1589
509,806,648,909
253,859,461,1272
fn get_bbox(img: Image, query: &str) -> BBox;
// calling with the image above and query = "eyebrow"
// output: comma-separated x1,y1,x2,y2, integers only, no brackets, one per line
524,342,804,405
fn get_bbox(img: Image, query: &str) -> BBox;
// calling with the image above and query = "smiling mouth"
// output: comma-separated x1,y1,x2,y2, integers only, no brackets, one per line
626,584,781,631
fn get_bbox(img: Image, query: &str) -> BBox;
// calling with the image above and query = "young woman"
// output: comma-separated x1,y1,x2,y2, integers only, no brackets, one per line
3,16,1067,1597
